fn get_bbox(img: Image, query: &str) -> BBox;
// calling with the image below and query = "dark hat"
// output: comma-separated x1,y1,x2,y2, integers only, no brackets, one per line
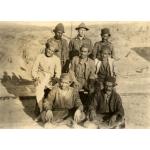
101,28,111,36
53,23,65,33
105,76,117,86
75,23,89,31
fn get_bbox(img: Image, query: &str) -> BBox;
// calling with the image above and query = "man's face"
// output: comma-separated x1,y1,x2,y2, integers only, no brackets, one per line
60,81,70,90
104,81,113,93
80,47,89,59
101,50,110,61
78,28,86,37
101,33,109,41
55,31,63,40
45,46,55,57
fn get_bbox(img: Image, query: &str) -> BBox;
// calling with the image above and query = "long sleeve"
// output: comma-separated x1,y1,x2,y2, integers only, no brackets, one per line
108,58,117,77
73,89,83,108
69,40,74,59
89,92,98,112
111,45,116,59
89,39,93,54
115,94,124,117
89,60,96,80
92,42,99,59
112,60,118,77
69,57,78,83
63,39,69,61
69,39,73,51
54,58,61,78
43,88,56,110
31,55,41,79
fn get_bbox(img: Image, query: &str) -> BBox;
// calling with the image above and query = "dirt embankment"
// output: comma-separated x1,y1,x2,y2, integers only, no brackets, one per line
0,22,150,128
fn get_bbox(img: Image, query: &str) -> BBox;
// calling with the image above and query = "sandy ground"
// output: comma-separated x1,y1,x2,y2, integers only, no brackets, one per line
0,22,150,128
1,78,150,129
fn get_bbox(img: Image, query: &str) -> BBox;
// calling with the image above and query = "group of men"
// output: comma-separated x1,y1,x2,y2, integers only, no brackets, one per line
31,22,125,129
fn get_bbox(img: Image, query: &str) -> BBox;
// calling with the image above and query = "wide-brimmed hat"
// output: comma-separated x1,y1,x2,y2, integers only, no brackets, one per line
53,23,65,33
75,23,89,31
101,28,111,36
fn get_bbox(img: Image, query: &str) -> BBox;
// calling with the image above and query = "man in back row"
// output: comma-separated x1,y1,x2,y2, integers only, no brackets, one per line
69,22,93,60
93,28,115,59
47,23,69,72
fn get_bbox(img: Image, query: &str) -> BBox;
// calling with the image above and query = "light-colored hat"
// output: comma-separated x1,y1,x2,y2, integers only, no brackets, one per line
75,22,89,31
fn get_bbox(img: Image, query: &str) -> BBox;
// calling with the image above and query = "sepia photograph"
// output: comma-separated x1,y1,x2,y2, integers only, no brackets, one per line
0,21,150,129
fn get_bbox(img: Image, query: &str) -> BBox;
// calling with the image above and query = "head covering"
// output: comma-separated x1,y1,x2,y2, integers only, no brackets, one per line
101,28,111,36
105,76,117,86
60,73,72,84
53,23,65,33
75,22,89,31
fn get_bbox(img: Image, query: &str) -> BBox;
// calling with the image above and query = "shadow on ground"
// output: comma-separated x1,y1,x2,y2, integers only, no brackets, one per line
0,71,44,127
132,47,150,62
19,96,44,127
1,71,35,97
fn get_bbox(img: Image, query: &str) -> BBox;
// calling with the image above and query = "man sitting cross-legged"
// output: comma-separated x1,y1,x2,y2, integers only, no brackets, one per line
41,73,85,128
86,76,125,129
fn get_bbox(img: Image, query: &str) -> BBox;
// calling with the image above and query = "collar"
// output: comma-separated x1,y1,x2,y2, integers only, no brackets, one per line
54,36,62,41
76,35,86,40
100,40,109,44
103,89,113,96
78,57,88,64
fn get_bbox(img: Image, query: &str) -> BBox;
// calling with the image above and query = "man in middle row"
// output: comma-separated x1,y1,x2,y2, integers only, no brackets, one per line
69,44,96,113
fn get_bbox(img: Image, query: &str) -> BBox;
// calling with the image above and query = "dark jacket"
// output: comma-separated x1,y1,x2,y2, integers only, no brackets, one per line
90,89,124,117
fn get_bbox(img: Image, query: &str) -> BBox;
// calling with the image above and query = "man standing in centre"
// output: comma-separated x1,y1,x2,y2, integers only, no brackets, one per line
69,22,93,60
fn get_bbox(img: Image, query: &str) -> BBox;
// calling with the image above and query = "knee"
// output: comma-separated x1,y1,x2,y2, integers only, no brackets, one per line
83,120,98,129
74,110,86,123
